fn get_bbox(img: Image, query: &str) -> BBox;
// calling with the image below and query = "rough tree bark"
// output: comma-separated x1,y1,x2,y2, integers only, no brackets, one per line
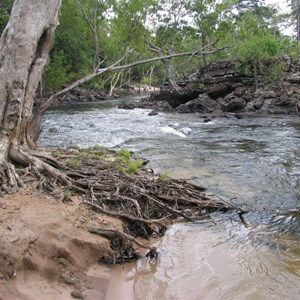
0,0,63,193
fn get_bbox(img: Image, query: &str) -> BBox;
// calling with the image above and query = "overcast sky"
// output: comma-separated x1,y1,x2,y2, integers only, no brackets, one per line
265,0,289,12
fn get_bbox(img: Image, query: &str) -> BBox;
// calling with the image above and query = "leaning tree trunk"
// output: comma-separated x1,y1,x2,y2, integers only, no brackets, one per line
0,0,62,193
162,57,180,92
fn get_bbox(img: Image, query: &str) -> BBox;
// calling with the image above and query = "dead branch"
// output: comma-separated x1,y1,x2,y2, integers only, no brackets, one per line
84,200,167,225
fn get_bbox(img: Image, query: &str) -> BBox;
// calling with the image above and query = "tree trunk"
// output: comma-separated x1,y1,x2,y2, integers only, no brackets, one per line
163,57,180,92
0,0,61,191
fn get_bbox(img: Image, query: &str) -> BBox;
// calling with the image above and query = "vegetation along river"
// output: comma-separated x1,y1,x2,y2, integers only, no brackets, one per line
38,95,300,300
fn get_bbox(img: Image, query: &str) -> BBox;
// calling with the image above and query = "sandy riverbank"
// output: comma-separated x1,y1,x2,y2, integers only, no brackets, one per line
0,187,121,300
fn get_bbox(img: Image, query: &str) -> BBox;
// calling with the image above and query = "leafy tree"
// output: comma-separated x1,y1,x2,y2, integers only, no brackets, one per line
231,11,287,87
186,0,232,65
108,0,155,83
0,0,13,34
288,0,300,41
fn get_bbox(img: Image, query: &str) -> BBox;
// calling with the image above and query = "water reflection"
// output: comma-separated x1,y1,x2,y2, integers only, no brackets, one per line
107,212,300,300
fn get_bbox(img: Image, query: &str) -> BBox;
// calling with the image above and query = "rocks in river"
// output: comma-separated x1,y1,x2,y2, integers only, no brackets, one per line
220,94,246,112
141,85,201,108
137,58,300,116
176,94,216,113
118,102,136,110
148,110,159,116
57,87,112,103
139,100,174,112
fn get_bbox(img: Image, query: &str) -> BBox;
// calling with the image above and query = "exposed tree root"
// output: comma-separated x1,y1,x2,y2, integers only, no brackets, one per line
1,146,241,264
89,227,158,263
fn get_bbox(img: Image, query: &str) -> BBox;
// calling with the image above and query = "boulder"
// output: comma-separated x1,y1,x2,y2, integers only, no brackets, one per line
118,102,136,110
221,94,246,112
176,94,216,113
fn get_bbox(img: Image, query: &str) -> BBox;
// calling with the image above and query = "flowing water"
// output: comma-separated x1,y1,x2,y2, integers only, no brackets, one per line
39,95,300,299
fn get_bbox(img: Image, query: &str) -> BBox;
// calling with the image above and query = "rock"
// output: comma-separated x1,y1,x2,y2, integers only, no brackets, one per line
137,59,300,116
246,96,265,111
144,85,201,108
204,83,233,99
221,94,246,112
176,94,216,113
235,113,245,119
287,74,300,84
203,117,212,123
118,103,136,110
139,100,174,112
71,289,84,299
148,110,158,116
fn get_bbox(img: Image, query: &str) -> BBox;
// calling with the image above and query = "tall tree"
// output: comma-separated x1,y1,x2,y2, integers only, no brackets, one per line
146,0,191,91
186,0,230,65
0,0,66,192
288,0,300,42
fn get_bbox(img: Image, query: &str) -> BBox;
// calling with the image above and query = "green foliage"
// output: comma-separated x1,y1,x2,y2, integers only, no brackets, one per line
63,190,74,200
117,165,126,174
230,11,289,80
140,77,152,85
52,150,63,158
0,0,13,34
116,148,131,160
237,34,280,65
43,50,73,92
7,0,293,94
265,62,284,82
159,172,169,180
128,160,143,174
198,82,205,89
78,151,89,158
66,157,81,168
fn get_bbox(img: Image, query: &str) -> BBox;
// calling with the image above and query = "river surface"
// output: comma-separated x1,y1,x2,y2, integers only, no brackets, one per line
39,95,300,300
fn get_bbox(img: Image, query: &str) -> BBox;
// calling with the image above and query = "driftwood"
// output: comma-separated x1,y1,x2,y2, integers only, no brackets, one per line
17,147,240,263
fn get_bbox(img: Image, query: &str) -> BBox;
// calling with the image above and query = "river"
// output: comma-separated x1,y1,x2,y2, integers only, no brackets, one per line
38,95,300,300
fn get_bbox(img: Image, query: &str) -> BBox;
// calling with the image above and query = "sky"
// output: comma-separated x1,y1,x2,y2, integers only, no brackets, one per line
265,0,290,12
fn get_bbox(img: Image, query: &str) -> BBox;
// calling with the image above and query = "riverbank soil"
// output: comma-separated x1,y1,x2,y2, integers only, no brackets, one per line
0,188,119,300
0,148,234,299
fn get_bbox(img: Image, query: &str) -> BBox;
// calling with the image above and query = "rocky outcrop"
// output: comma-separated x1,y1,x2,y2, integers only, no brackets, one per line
138,58,300,115
57,87,117,103
139,83,202,109
176,94,217,113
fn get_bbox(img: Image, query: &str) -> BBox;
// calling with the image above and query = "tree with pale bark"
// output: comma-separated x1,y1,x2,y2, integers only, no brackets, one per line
0,0,226,194
0,0,68,193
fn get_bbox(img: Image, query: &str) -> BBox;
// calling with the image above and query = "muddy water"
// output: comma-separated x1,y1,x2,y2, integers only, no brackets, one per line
39,96,300,299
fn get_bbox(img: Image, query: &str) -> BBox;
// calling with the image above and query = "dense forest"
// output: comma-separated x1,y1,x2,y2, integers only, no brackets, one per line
0,0,299,95
1,2,300,299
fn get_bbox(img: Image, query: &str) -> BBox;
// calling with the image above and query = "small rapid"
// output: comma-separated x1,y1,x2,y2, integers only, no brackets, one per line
38,95,300,299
